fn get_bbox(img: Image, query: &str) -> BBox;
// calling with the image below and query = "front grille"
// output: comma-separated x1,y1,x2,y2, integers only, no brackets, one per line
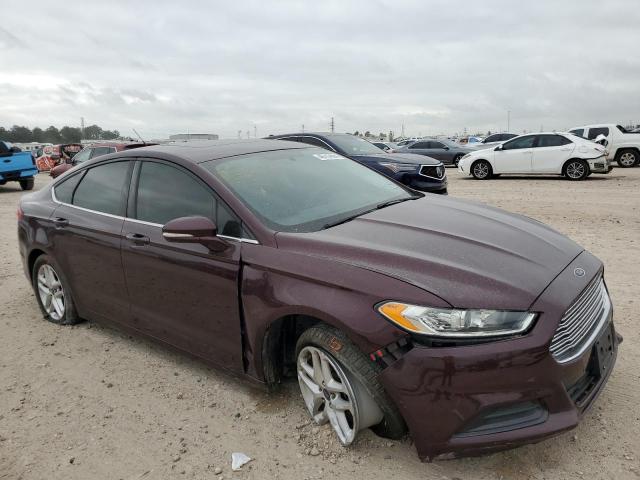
419,164,445,179
550,275,610,363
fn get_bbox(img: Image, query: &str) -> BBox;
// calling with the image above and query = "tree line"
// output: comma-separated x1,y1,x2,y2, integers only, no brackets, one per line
0,124,121,144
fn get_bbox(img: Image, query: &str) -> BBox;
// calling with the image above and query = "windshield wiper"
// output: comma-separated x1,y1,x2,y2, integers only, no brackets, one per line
322,196,418,230
376,195,417,210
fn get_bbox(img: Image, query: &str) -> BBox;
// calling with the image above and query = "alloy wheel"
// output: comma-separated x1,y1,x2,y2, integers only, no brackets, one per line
37,264,65,321
619,152,636,167
566,161,585,179
473,162,489,179
297,346,382,445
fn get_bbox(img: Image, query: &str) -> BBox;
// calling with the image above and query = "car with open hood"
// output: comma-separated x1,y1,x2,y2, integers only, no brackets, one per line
17,139,620,461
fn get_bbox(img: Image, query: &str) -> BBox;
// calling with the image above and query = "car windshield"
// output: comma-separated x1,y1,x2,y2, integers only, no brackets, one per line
203,148,414,233
329,135,387,155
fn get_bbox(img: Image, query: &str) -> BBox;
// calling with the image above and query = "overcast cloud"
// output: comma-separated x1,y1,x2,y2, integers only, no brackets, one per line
1,0,639,139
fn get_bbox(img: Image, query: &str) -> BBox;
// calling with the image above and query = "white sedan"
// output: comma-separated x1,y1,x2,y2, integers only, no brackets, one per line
458,132,610,181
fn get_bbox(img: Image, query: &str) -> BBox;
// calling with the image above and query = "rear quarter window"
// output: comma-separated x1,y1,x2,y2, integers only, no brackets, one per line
53,173,84,204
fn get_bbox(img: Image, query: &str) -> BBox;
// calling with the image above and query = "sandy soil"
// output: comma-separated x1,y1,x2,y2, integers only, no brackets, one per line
1,168,639,480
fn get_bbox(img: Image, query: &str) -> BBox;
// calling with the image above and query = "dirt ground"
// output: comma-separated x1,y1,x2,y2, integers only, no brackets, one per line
1,168,639,480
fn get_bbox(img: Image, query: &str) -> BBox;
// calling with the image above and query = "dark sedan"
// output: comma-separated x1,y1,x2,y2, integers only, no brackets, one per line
394,138,473,167
269,133,447,194
18,140,619,461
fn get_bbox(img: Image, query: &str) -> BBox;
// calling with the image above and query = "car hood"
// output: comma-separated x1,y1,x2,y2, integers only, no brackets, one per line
351,152,440,165
276,195,583,310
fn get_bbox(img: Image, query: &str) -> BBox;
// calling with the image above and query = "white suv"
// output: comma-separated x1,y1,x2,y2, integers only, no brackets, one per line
568,124,640,167
458,132,610,181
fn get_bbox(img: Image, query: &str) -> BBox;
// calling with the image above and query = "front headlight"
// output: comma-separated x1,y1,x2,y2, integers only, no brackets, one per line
378,162,419,173
377,302,536,338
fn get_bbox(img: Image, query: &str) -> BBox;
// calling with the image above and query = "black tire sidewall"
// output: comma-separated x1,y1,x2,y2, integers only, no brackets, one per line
616,149,638,168
32,254,79,325
471,160,492,180
20,177,35,190
564,159,589,180
295,324,406,439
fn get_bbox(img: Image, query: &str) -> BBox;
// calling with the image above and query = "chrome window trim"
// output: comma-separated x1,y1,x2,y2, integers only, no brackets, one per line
50,188,260,245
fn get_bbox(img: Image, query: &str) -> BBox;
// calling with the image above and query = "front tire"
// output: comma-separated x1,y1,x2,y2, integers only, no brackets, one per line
32,255,80,325
564,159,589,180
19,177,35,190
616,149,638,168
471,160,492,179
295,325,406,444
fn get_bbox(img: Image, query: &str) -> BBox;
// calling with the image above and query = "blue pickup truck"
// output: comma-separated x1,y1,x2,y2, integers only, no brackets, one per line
0,141,38,190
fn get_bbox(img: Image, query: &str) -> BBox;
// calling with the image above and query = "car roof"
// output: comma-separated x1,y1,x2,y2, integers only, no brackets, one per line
270,132,351,139
113,139,308,164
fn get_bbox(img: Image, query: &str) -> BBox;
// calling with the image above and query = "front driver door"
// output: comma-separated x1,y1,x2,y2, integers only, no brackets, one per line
121,159,247,372
493,135,536,173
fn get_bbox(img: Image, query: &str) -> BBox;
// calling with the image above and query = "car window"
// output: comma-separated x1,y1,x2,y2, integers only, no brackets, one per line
135,161,215,225
90,146,115,158
537,135,572,147
430,141,446,149
502,135,536,150
53,172,84,204
587,127,609,140
134,161,247,237
569,129,585,138
73,161,131,215
72,148,92,164
409,142,429,149
204,148,412,233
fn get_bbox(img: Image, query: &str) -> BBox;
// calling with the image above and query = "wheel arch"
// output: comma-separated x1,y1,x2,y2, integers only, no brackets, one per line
27,248,47,280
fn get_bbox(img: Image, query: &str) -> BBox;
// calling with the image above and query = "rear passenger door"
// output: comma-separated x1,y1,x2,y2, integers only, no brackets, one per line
531,134,574,173
121,159,247,371
51,160,133,323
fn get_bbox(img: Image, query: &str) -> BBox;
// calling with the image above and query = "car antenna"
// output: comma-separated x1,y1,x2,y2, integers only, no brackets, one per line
133,128,146,145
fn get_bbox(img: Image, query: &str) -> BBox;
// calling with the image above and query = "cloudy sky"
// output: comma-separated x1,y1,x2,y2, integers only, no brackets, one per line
1,0,639,139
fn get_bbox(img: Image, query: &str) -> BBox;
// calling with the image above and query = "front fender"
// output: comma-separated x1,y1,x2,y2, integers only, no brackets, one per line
239,243,447,382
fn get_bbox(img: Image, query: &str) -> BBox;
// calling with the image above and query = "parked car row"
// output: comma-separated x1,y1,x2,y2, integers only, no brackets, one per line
49,142,151,178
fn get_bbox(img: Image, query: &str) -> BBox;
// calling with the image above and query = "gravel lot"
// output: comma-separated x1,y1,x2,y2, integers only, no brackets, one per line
1,169,639,480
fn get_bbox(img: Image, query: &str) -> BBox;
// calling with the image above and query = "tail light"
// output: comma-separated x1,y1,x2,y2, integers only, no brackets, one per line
17,206,24,221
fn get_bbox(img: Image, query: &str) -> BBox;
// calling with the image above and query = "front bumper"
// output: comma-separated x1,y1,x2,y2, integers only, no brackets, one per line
378,251,619,461
402,173,448,194
0,168,38,181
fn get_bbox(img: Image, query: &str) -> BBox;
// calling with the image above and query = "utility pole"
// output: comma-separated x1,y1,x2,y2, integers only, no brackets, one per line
254,125,257,138
507,110,511,132
80,117,85,140
401,123,405,138
246,131,250,139
237,130,241,139
329,117,335,133
302,124,305,133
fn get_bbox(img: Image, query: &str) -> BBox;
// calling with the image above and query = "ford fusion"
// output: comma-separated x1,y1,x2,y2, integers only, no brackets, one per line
17,140,619,460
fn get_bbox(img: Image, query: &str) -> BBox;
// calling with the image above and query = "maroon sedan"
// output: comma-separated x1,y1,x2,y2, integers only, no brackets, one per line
49,142,149,178
17,140,619,460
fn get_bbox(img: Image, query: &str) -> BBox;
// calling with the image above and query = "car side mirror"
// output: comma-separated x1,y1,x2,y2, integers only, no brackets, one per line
494,145,503,151
162,216,228,251
443,146,449,150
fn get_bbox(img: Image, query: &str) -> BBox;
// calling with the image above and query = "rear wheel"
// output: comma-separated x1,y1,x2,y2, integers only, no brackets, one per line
471,160,492,179
19,177,35,190
564,159,589,180
32,255,80,325
453,154,464,167
616,149,638,168
296,325,406,444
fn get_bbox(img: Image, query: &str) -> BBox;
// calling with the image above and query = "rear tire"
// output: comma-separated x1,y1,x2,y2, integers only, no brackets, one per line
453,154,464,167
615,149,638,168
32,255,81,325
295,324,406,442
471,160,492,180
19,177,35,190
564,159,589,180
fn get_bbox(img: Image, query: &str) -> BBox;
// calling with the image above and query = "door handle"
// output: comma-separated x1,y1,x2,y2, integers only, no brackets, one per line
53,217,69,228
125,233,150,245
